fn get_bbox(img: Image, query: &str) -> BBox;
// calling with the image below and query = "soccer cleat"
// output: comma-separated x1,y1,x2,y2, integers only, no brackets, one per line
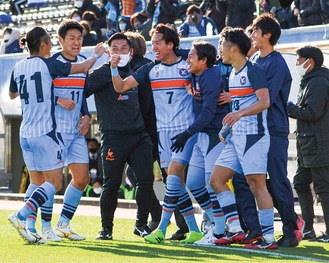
54,225,85,241
303,229,316,240
166,230,187,241
295,216,305,242
134,225,152,237
180,231,204,244
27,229,46,244
309,232,329,243
95,229,113,240
42,229,63,242
277,235,298,247
8,213,35,243
244,239,278,249
214,231,246,245
194,225,218,246
144,229,165,244
241,229,262,244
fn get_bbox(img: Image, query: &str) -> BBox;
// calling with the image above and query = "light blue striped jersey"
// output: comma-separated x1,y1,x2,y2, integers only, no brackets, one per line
9,56,71,138
133,58,194,132
229,61,269,135
52,52,87,134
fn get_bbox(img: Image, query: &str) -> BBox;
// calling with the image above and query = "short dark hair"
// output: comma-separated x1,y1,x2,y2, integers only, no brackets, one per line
192,41,217,68
252,13,281,46
82,10,97,22
150,23,180,50
125,31,146,58
107,32,132,49
58,19,84,39
220,27,251,57
79,20,91,34
296,45,324,67
186,4,201,15
20,26,49,53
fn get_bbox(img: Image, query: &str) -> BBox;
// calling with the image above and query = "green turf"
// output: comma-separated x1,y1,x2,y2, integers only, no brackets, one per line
1,210,329,263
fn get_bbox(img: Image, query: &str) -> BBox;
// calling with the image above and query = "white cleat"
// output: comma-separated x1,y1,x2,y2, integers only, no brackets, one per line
42,229,63,242
54,225,85,241
194,224,216,246
8,213,36,243
26,229,46,244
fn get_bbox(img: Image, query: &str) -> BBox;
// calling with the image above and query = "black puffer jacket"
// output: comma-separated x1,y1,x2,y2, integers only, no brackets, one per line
288,67,329,167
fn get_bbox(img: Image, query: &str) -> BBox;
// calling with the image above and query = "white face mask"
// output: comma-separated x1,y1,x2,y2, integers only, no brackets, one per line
295,58,311,77
119,23,127,32
75,0,83,8
93,187,102,195
72,16,81,22
118,52,131,67
3,33,10,42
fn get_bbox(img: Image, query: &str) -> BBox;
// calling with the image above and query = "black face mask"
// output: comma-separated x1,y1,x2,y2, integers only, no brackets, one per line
89,148,98,154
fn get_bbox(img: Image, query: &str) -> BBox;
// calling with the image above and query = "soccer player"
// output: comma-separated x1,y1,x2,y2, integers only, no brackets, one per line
209,27,277,249
8,26,105,243
111,24,202,244
251,13,305,247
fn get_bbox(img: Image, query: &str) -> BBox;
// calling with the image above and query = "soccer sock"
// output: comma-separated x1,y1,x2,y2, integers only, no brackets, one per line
209,191,226,235
57,183,83,227
18,182,56,221
216,190,242,232
158,175,181,235
41,194,54,230
24,184,38,231
259,208,275,242
178,184,200,233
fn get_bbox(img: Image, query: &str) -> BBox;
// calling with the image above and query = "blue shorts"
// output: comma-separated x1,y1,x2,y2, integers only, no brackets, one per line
20,130,65,172
158,130,197,168
62,133,89,166
215,134,269,175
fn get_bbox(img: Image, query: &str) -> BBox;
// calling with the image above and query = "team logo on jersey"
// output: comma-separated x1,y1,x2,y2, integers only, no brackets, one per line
240,75,247,85
179,68,189,76
118,94,129,100
106,148,115,161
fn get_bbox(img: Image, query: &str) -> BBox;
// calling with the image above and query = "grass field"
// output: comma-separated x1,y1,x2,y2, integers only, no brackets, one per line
1,210,329,263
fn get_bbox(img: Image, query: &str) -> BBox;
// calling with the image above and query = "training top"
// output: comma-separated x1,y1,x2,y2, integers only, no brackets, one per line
132,57,194,132
253,51,292,136
52,52,88,134
229,60,269,135
9,56,71,138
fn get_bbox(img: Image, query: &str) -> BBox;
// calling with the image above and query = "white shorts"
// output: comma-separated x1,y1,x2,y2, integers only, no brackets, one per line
62,133,89,166
20,130,64,172
215,134,269,175
158,130,197,168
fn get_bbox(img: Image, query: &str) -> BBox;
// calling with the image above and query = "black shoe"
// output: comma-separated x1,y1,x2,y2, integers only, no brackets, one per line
303,229,316,240
134,225,152,237
277,235,299,247
95,229,113,240
148,221,160,232
166,230,187,241
241,230,262,244
309,232,329,243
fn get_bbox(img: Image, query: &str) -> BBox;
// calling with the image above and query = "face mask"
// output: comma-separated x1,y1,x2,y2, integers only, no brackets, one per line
89,148,98,154
75,0,83,8
295,59,311,77
72,16,81,22
93,187,102,195
119,23,127,32
118,52,131,67
3,33,10,43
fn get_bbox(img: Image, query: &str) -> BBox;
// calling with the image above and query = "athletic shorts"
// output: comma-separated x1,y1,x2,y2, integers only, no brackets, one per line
158,129,197,168
62,133,89,166
215,134,269,175
20,130,64,172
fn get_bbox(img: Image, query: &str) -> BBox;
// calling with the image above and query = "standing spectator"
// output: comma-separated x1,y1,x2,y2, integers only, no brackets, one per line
216,0,255,29
80,20,99,46
130,12,152,41
200,0,226,33
147,0,179,28
293,0,323,26
179,4,218,38
75,0,102,18
251,13,305,247
82,11,104,42
120,0,146,16
0,27,23,54
69,10,83,22
84,32,155,240
87,138,103,182
118,15,133,32
287,45,329,243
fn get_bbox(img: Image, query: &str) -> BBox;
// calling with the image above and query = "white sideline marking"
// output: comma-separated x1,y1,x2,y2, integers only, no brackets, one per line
194,245,329,262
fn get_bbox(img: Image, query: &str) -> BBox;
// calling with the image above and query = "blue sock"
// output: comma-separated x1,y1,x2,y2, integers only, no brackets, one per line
209,191,226,235
41,194,54,229
259,208,275,242
57,183,83,226
178,184,200,233
18,182,56,221
24,184,38,231
158,175,181,235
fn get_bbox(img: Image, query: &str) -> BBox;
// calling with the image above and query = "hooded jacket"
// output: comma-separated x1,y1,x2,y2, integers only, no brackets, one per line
0,28,23,54
288,67,329,167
